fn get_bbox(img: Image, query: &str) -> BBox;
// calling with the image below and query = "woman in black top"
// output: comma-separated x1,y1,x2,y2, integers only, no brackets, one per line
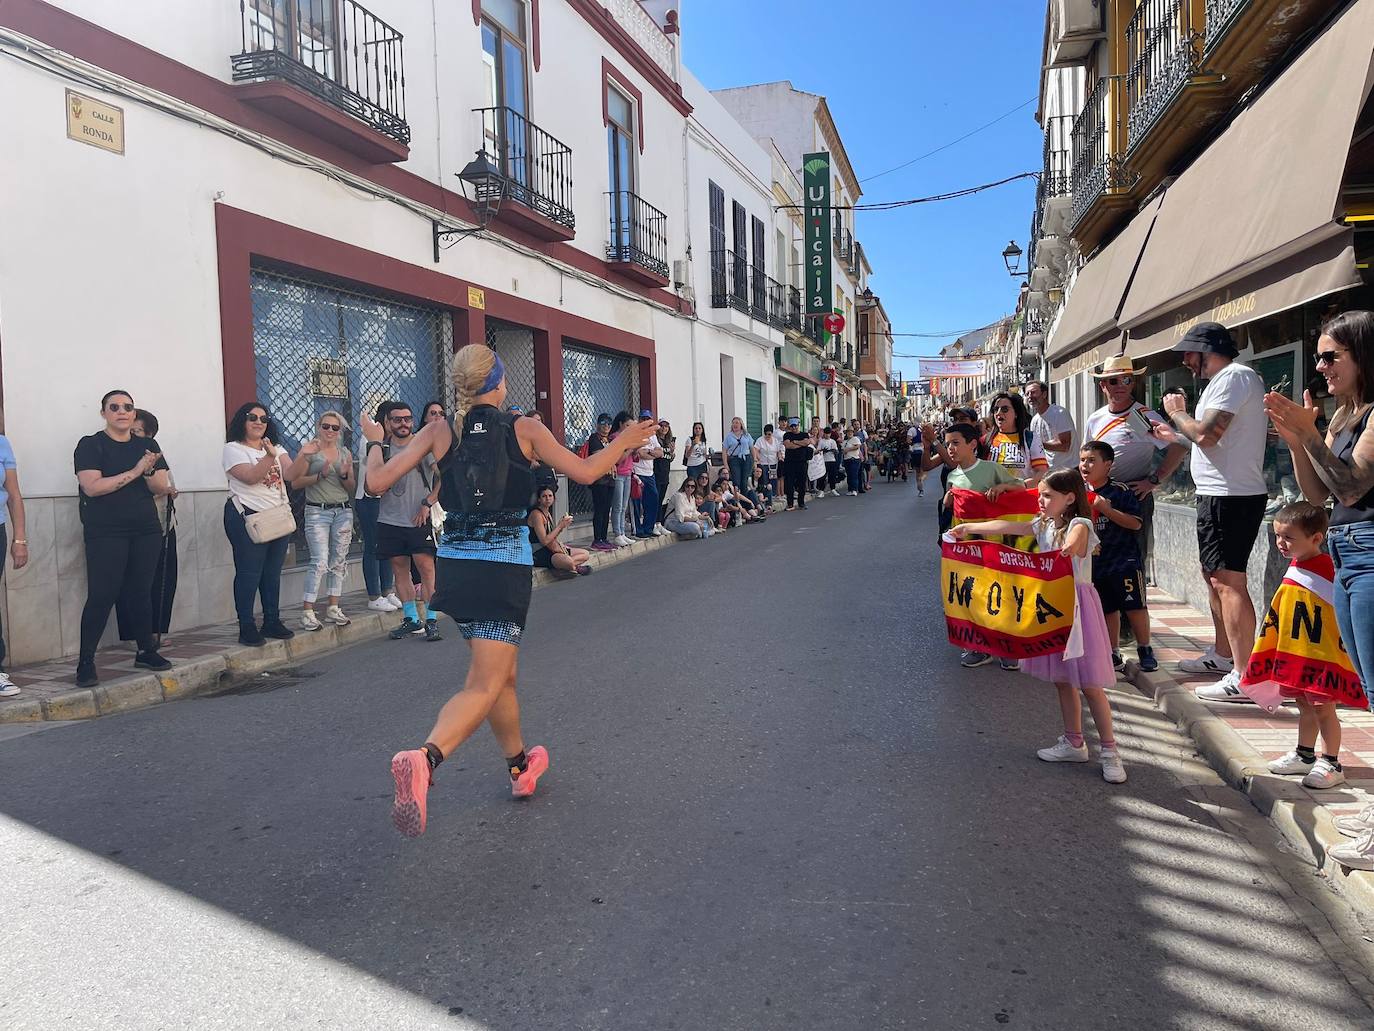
585,413,616,550
117,408,178,647
73,390,174,687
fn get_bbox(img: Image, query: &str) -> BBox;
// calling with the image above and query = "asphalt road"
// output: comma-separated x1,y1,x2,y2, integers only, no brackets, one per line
4,480,1374,1030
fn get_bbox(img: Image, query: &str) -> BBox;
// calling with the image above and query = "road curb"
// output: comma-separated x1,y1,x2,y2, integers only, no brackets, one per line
1,529,681,725
1129,664,1374,910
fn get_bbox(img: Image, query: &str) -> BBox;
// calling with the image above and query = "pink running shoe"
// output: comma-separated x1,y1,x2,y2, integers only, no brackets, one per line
510,745,550,799
390,749,432,837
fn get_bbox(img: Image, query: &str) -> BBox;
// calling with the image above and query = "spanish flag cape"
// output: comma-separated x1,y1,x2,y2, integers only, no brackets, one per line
950,486,1039,551
1239,554,1368,712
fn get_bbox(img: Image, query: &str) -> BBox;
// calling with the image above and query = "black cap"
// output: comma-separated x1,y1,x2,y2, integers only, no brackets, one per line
1173,321,1238,358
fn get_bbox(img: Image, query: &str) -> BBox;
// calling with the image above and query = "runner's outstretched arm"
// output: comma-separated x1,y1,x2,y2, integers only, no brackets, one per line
361,415,447,494
517,417,657,484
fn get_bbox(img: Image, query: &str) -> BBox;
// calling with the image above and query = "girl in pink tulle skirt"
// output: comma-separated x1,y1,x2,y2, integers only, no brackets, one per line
950,470,1127,784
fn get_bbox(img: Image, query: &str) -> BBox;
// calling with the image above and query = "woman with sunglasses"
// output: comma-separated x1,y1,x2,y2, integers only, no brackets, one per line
223,401,297,647
117,408,178,649
72,390,175,687
986,392,1047,488
288,410,356,631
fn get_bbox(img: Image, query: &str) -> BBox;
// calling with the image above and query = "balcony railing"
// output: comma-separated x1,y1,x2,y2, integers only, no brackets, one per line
1125,0,1201,151
832,225,854,261
234,0,409,144
786,285,804,332
764,274,787,329
1043,114,1073,198
475,106,574,230
607,191,669,281
711,251,786,328
1204,0,1247,50
1070,75,1131,228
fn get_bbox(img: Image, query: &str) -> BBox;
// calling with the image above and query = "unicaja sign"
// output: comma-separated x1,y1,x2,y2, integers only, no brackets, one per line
803,152,832,315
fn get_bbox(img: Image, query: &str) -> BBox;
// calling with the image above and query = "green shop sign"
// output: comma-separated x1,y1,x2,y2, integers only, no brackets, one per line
803,152,831,317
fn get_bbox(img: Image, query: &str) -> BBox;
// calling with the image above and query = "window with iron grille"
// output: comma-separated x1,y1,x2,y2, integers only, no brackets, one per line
708,181,726,306
249,266,453,565
484,317,538,413
561,345,639,519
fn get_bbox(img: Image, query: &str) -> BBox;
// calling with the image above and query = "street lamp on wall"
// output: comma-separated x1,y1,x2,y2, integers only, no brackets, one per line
433,150,506,262
1002,240,1026,278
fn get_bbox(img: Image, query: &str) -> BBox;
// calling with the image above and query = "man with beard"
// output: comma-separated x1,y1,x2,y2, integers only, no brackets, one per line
375,401,441,642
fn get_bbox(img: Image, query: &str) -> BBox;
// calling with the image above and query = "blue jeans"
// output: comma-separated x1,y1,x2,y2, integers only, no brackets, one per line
635,474,660,535
664,514,712,538
845,458,862,493
612,474,632,537
1329,521,1374,691
757,464,776,505
302,505,354,602
355,495,394,597
728,455,758,506
223,500,289,627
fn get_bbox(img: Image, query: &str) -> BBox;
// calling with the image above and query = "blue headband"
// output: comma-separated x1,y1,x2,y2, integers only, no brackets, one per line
481,352,505,394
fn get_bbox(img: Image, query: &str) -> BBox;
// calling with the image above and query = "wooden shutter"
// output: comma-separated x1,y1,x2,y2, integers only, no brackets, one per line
708,181,725,301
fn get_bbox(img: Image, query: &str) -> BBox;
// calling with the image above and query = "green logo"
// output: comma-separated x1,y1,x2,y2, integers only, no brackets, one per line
803,156,828,177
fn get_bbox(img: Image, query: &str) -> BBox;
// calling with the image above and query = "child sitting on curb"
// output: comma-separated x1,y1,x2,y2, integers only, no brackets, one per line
1078,442,1157,673
1245,502,1367,790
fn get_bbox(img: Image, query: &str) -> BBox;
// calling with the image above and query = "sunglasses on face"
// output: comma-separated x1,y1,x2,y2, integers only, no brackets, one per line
320,422,341,432
246,413,269,424
106,403,136,413
388,415,414,423
1104,376,1134,387
1315,351,1343,367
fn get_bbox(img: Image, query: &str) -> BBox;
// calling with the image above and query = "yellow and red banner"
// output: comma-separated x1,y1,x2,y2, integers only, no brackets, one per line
941,536,1077,660
1240,555,1367,711
950,486,1038,551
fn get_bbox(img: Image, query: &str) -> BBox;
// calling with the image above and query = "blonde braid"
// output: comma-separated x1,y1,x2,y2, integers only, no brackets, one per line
450,344,497,448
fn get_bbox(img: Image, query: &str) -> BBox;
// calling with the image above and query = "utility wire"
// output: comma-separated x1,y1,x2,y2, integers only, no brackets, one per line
858,97,1038,184
776,172,1037,213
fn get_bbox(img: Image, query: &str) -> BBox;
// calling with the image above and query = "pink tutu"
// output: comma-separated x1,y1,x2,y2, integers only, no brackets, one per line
1017,583,1116,690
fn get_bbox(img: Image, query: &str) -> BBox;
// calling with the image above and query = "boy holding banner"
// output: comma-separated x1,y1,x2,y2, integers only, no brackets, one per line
1243,502,1367,789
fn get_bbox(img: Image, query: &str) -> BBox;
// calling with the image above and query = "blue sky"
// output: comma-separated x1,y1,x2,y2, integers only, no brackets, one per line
684,0,1046,384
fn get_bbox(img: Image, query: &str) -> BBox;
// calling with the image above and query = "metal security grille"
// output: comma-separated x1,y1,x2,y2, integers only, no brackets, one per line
744,379,764,438
485,318,538,412
561,345,639,517
249,267,452,563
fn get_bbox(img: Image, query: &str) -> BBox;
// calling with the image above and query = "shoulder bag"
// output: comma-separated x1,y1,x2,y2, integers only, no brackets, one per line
235,453,296,544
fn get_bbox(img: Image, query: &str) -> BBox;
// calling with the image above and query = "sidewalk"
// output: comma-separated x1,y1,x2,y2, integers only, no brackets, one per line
1131,591,1374,906
0,529,679,725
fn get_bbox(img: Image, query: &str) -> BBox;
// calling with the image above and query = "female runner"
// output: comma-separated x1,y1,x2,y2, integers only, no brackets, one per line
363,344,656,837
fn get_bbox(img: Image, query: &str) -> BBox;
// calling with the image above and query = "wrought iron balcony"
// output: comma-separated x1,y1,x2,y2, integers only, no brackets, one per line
764,274,787,329
1125,0,1202,152
475,106,574,236
832,225,854,262
606,191,669,285
1204,0,1247,49
233,0,409,152
1070,75,1133,229
1043,114,1073,199
786,285,804,332
710,249,751,314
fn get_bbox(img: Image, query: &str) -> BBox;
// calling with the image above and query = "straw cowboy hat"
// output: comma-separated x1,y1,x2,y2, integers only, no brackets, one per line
1091,354,1147,378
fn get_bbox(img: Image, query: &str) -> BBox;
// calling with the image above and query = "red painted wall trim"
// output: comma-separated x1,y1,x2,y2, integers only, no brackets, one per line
3,0,685,310
213,204,655,423
567,0,691,117
602,57,646,155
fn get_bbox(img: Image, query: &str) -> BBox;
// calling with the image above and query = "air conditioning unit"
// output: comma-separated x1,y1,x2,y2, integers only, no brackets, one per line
1049,0,1105,67
672,259,689,288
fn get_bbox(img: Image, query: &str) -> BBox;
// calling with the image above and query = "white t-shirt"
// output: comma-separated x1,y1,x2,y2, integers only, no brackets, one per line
819,437,839,462
669,491,700,523
223,442,288,511
1083,403,1169,483
1031,516,1099,584
843,435,862,459
1190,361,1268,497
756,436,783,465
633,441,661,478
684,440,711,468
1030,403,1078,471
906,426,919,442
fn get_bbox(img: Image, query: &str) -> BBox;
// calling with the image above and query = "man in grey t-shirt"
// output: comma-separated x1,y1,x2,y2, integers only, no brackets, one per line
375,402,441,642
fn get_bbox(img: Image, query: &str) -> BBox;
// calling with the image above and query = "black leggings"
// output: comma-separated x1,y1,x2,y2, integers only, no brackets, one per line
590,480,613,542
80,532,161,658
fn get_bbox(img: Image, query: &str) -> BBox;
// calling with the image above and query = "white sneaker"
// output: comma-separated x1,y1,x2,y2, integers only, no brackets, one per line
1328,828,1374,871
1178,646,1235,674
1267,749,1316,776
367,597,393,612
1193,669,1251,703
383,592,403,610
0,672,19,698
615,534,633,547
300,609,323,631
324,605,351,626
652,524,666,536
1334,804,1374,838
1303,757,1346,789
1037,736,1090,763
1101,749,1128,784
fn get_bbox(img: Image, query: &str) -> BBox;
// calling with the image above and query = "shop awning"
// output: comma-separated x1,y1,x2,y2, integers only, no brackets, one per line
1045,195,1163,375
1118,0,1374,359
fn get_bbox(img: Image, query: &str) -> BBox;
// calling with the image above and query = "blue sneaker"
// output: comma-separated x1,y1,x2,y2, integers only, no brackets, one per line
1137,646,1159,673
